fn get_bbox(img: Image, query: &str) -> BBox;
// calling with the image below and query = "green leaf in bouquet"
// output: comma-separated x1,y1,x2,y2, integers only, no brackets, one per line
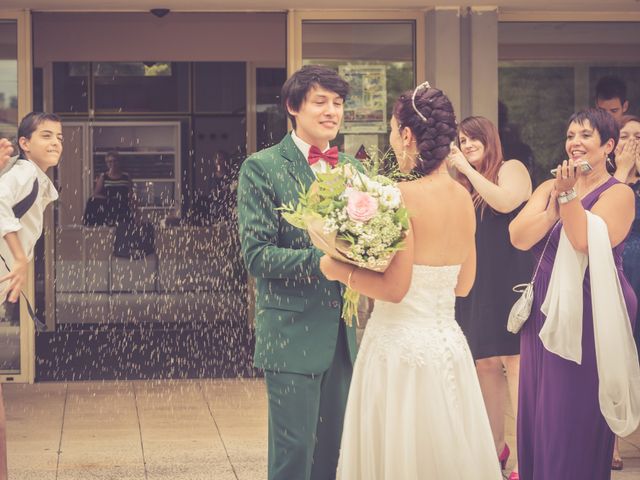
388,239,406,251
315,198,339,216
279,200,307,229
338,231,357,247
372,174,393,186
281,210,307,229
358,146,419,182
316,173,347,199
394,207,411,230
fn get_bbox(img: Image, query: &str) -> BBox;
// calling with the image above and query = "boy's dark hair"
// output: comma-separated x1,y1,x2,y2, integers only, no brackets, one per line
281,65,349,128
568,107,620,149
17,112,62,157
595,76,627,104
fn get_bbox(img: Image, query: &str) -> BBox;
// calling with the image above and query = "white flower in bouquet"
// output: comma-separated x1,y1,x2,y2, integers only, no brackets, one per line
379,185,402,210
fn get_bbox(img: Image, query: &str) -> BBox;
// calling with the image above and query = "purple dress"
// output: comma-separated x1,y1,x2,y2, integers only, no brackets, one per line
518,178,638,480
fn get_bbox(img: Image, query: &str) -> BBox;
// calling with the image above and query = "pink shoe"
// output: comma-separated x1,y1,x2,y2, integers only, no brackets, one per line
508,472,520,480
611,458,624,470
498,444,510,470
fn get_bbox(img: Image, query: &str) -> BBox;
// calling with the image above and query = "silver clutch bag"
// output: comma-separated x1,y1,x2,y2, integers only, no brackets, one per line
507,221,560,335
507,283,534,333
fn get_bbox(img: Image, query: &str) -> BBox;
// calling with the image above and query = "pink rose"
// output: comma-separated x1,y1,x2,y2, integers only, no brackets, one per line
346,191,378,222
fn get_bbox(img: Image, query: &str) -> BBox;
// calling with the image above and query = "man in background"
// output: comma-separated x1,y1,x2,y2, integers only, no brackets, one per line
596,75,629,125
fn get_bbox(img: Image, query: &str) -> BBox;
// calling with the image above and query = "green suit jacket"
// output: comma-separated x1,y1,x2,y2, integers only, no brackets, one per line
237,133,359,374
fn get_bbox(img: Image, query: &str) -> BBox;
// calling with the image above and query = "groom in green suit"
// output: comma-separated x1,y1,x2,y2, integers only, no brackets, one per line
237,65,359,480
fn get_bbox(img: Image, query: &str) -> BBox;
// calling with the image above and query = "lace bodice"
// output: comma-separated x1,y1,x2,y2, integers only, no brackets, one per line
370,264,461,326
361,265,468,371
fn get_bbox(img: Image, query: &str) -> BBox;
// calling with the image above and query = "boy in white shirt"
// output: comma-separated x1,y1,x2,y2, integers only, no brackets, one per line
0,113,63,480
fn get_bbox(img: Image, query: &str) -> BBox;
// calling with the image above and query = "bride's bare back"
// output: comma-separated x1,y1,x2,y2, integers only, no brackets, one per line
399,174,475,265
399,174,476,295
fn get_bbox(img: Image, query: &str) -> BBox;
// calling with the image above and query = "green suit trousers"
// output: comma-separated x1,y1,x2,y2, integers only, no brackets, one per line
265,321,353,480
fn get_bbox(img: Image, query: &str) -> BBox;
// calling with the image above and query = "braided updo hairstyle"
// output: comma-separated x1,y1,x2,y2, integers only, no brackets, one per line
392,84,457,176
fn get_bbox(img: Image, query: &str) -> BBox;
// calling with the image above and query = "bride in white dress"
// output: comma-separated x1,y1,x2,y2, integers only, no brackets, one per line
320,83,502,479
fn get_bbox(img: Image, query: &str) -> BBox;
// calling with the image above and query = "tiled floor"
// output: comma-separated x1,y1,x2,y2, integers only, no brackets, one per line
4,379,640,479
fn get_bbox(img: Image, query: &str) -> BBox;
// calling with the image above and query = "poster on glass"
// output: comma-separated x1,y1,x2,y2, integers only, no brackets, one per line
339,65,387,134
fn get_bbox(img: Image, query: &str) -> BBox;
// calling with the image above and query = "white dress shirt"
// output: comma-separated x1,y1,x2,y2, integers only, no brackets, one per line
0,159,58,274
291,130,333,176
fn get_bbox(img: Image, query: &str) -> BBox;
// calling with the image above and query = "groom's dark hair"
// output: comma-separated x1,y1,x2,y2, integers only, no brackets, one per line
281,65,350,129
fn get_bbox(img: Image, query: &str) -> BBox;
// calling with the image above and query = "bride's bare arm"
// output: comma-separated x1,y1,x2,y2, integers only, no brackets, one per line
454,242,476,297
320,226,415,304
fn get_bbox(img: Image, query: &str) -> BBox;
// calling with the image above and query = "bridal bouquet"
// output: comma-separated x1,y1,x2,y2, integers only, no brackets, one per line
280,163,410,326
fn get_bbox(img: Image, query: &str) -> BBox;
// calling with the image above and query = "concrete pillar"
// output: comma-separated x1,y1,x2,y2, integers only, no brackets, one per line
425,7,462,119
468,6,499,124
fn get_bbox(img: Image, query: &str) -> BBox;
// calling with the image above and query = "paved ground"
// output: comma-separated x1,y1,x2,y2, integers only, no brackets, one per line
4,379,640,479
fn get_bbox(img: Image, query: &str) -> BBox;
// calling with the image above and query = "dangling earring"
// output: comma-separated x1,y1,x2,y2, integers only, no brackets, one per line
606,155,615,170
402,143,411,163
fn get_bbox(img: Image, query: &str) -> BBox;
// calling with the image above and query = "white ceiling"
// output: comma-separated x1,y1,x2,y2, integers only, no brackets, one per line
2,0,639,12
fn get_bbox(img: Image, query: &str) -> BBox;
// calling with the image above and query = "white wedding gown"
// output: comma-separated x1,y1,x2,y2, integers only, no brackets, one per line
337,265,502,480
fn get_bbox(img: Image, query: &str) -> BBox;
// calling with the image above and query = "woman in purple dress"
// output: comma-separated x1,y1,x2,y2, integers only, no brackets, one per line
509,108,638,480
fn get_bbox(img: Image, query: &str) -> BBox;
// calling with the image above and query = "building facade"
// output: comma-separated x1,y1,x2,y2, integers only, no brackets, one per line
0,2,639,382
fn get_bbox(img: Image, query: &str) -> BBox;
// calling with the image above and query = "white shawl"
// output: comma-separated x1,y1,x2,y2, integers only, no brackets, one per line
539,211,640,437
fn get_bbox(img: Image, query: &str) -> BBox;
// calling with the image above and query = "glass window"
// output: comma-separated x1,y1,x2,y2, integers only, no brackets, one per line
193,62,246,114
54,122,186,325
498,22,640,186
92,123,181,210
52,62,89,114
256,67,287,150
302,21,416,159
33,67,44,112
0,21,18,140
93,61,189,113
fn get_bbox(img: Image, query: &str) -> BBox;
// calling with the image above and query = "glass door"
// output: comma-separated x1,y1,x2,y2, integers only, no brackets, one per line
0,11,34,383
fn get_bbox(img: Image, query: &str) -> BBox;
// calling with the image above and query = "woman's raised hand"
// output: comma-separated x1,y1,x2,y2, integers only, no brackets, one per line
615,138,640,179
554,159,583,193
446,145,473,176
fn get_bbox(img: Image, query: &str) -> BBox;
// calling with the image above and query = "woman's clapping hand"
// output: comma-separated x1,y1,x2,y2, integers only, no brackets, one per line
615,138,640,178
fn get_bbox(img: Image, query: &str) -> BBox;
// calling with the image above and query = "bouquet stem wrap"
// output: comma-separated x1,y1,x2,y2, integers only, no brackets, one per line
342,288,361,328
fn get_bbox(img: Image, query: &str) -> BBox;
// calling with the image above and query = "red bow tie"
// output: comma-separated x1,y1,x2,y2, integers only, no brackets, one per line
308,145,339,167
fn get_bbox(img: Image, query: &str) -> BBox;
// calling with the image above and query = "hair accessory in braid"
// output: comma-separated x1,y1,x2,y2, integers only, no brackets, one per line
411,81,431,122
